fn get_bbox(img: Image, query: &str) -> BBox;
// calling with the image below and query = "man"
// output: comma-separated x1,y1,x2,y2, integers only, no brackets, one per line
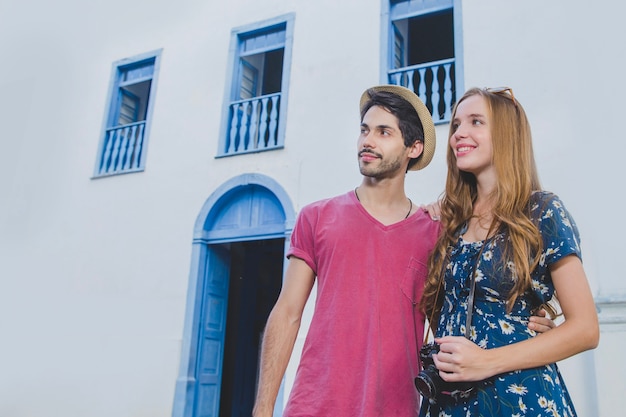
252,85,553,417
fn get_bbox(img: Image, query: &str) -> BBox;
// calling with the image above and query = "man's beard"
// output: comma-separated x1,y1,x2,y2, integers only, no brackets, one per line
358,149,404,179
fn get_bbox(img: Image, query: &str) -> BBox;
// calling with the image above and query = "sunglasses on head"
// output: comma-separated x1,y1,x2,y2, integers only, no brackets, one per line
484,87,517,108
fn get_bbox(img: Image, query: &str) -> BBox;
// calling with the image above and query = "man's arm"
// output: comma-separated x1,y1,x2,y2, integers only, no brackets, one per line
252,257,316,417
528,307,558,333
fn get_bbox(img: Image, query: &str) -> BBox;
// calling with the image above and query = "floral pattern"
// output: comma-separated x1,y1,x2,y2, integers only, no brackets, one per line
419,192,581,417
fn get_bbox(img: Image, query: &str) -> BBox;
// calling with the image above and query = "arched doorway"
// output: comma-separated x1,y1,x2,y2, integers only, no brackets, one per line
218,238,284,416
172,174,295,417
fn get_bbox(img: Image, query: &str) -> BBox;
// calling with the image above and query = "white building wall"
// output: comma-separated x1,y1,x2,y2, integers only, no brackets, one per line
0,0,623,416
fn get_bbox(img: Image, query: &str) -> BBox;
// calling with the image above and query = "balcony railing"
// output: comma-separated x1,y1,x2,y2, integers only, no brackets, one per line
96,121,145,176
388,58,456,124
223,92,281,156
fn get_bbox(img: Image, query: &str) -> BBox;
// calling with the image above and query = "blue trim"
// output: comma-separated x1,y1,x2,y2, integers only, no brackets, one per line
218,13,295,157
452,0,464,98
389,0,453,19
173,173,295,417
192,173,295,235
92,48,163,178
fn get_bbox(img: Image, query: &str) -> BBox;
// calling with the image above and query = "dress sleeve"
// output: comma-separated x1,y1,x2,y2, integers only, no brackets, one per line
532,192,582,266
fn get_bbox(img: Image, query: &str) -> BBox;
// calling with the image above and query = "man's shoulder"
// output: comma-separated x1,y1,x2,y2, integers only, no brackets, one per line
406,208,442,241
409,207,441,226
300,191,353,213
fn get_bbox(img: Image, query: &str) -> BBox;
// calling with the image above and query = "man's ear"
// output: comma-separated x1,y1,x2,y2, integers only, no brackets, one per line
408,140,424,159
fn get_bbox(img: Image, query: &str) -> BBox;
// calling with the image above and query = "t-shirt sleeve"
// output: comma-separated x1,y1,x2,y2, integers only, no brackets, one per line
533,192,582,266
286,205,317,274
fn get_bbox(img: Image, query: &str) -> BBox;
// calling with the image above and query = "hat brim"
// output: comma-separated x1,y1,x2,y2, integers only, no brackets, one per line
359,85,436,171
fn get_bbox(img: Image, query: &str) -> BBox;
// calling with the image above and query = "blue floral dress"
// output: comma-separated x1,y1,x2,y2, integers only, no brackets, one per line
419,192,582,417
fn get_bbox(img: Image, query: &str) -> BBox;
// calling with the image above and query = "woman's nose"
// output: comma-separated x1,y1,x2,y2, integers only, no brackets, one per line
453,124,467,140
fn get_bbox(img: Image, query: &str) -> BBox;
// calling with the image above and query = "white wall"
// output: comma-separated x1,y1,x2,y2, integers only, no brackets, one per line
0,0,623,416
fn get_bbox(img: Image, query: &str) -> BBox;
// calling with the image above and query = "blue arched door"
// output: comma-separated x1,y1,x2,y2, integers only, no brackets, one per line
172,174,295,417
193,244,231,416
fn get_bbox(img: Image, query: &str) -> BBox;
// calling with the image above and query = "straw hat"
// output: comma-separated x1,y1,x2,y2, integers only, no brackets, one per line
359,85,436,171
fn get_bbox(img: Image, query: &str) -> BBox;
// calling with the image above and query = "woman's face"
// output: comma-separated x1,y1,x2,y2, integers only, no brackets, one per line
449,94,495,179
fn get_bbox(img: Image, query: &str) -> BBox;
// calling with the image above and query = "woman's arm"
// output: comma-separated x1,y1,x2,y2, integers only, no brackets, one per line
432,254,598,382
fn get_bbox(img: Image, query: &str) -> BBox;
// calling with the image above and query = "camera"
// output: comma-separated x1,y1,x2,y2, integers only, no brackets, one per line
414,343,475,401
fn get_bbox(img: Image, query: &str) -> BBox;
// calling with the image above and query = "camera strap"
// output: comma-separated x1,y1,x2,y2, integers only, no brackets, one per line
423,221,496,344
464,243,483,338
464,222,496,339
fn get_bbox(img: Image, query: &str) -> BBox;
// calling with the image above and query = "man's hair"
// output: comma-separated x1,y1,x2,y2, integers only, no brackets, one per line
360,89,425,170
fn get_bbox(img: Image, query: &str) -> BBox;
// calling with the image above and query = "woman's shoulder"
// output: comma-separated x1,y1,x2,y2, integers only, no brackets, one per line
530,190,579,233
529,190,565,214
530,191,582,258
530,190,557,204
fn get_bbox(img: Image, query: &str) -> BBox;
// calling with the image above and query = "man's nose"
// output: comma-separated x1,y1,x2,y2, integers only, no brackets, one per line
360,131,375,148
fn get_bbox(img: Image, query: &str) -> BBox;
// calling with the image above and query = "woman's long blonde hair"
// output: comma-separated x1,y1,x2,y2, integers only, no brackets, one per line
420,88,544,329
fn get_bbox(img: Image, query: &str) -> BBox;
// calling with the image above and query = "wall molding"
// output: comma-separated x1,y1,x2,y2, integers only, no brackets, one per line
596,297,626,331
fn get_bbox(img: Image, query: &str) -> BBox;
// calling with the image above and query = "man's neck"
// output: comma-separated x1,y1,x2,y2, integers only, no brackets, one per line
355,179,413,225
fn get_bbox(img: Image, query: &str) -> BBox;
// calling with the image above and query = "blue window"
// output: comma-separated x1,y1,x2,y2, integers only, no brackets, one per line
94,50,162,177
218,14,295,157
385,0,463,124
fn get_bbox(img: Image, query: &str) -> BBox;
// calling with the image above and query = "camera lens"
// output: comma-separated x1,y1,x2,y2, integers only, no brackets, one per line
414,372,437,399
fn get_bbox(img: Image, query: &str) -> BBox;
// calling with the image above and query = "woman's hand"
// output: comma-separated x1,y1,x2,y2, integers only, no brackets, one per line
431,312,560,383
432,336,496,382
420,200,442,221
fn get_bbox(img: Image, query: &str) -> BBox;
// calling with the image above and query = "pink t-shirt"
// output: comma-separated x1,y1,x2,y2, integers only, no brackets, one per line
283,191,440,417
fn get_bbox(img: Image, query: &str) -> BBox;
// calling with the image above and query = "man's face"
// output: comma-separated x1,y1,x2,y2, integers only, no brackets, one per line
358,105,418,179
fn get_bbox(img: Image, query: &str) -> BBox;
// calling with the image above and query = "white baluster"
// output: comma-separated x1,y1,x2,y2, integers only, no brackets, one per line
100,130,114,174
249,99,259,150
443,63,453,121
431,66,440,122
268,96,279,147
132,123,145,169
110,129,122,173
418,68,428,108
258,98,269,148
406,69,415,92
116,126,130,172
228,104,239,154
241,101,250,151
124,125,138,170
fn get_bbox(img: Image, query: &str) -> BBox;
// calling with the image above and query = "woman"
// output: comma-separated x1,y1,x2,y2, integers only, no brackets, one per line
418,87,599,416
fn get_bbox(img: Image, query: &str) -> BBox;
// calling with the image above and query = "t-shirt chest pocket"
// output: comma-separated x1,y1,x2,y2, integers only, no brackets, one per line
400,257,428,303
